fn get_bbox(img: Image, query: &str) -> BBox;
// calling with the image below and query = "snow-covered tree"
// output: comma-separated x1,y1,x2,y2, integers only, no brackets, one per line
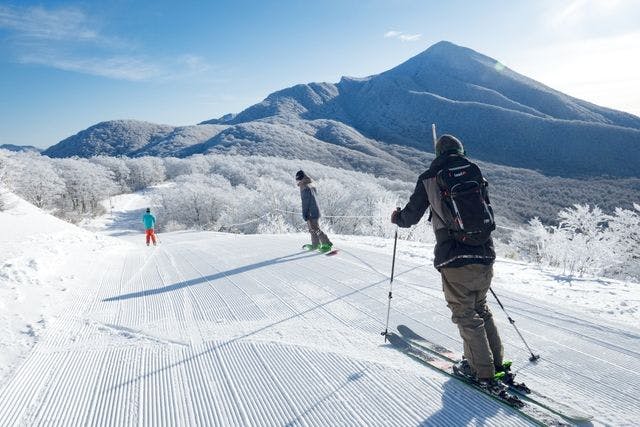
125,157,166,191
164,155,211,180
53,158,118,217
607,204,640,278
508,204,637,279
0,152,65,209
90,156,131,192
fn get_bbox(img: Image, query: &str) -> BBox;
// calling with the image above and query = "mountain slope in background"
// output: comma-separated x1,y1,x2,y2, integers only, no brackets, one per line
43,42,639,178
226,41,640,178
43,120,175,158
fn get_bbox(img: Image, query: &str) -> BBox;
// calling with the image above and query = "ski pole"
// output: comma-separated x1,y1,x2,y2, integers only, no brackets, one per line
381,227,399,342
489,288,540,362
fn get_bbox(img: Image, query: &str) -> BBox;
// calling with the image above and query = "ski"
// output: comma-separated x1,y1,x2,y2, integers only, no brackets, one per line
386,332,568,426
396,325,593,423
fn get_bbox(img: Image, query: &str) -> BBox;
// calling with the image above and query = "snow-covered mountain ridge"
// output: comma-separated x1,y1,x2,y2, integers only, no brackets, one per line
42,41,640,179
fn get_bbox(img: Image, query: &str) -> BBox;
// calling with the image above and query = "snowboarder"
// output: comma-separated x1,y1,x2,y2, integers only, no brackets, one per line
391,134,504,385
296,170,333,252
142,207,157,246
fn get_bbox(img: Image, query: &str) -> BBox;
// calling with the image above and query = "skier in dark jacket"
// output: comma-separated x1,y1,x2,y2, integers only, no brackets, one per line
296,170,333,252
391,135,504,385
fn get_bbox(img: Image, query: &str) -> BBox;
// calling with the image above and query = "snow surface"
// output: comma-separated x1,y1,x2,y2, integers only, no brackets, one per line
1,191,639,426
0,192,128,382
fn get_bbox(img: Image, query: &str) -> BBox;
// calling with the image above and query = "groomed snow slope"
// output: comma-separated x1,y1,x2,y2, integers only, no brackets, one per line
0,195,639,426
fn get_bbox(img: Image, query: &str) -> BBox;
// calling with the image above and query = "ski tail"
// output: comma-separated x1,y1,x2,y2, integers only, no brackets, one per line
394,325,593,423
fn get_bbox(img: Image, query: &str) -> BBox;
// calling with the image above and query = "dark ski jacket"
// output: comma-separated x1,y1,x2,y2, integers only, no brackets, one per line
395,154,496,270
299,179,321,221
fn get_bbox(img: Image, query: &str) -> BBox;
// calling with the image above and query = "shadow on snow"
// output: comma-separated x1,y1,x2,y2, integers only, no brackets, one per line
102,251,321,302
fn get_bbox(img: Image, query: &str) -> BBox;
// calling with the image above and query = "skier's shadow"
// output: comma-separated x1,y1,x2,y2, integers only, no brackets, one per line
102,251,320,302
418,379,500,426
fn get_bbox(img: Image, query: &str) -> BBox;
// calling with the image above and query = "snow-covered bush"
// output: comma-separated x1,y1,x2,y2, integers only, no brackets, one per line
508,204,640,279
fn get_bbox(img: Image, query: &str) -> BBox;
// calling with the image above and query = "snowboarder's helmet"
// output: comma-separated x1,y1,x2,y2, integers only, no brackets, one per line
146,208,150,212
435,134,465,157
295,170,305,181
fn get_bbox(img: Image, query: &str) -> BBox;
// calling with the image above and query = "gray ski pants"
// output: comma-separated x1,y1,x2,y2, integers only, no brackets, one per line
307,219,331,246
441,264,503,379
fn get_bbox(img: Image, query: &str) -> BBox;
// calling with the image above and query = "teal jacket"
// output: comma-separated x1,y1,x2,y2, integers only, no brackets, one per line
143,213,156,229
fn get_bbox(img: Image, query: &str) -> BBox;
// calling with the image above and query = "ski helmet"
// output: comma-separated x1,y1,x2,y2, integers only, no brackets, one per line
435,134,465,157
295,170,305,181
146,208,151,212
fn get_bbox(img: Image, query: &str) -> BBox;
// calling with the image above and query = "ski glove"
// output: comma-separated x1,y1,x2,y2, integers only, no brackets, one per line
390,207,401,224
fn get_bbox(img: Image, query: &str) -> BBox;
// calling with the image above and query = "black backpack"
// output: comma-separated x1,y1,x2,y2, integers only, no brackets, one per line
435,160,495,246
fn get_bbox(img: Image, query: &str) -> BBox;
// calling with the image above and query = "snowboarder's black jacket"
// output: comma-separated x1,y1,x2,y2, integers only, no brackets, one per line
395,154,496,270
299,178,321,221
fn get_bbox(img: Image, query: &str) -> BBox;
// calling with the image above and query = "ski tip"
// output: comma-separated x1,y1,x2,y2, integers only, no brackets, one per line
325,249,339,256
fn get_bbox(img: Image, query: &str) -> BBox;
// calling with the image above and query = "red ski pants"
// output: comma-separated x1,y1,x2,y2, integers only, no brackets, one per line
145,228,157,245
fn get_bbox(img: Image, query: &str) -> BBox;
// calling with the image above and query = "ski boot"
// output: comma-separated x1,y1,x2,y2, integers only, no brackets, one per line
496,360,531,393
302,244,319,251
453,360,524,408
318,243,333,253
452,359,476,378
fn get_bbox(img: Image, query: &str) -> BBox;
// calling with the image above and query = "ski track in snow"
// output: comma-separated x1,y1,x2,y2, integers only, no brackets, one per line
0,219,639,425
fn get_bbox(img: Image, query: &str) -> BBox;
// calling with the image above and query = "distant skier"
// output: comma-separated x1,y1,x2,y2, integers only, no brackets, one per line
142,207,157,246
296,170,333,252
391,135,504,387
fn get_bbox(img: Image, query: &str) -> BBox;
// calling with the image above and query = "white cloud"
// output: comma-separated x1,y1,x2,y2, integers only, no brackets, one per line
398,34,422,42
19,53,163,81
19,51,213,82
384,30,422,42
0,5,210,82
0,5,99,42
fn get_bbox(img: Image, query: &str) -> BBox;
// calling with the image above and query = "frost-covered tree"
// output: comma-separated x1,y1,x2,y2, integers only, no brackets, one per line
1,152,65,209
125,157,166,191
508,204,639,279
90,156,131,192
53,158,118,217
164,155,211,180
155,174,231,230
607,204,640,278
13,160,64,209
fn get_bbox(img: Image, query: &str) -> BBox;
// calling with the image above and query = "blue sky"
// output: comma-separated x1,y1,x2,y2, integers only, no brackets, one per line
1,0,639,148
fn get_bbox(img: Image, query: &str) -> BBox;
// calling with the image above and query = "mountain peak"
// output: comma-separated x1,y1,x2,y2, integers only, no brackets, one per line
387,40,495,77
